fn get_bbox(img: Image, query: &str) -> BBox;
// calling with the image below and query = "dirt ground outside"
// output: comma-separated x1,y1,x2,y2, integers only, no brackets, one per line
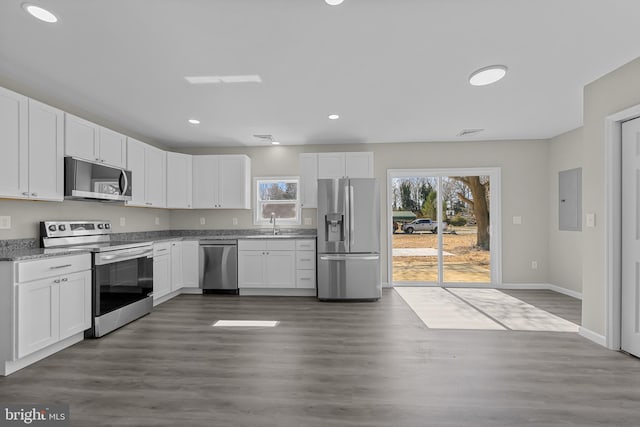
392,226,490,283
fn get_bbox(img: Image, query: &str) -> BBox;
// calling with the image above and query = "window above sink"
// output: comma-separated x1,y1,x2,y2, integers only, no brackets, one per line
254,177,301,226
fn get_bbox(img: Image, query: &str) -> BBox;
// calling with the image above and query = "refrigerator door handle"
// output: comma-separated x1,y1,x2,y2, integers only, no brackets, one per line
344,183,350,250
349,184,355,248
320,255,380,261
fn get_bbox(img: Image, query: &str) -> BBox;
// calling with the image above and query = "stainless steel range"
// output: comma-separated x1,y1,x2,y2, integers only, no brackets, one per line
40,220,153,337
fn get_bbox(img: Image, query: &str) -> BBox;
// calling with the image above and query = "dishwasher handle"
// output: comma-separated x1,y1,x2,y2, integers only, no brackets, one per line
200,240,237,246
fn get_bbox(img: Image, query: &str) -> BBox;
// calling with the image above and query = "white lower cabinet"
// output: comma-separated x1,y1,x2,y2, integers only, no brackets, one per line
153,242,171,303
1,253,91,376
181,241,200,289
238,239,316,293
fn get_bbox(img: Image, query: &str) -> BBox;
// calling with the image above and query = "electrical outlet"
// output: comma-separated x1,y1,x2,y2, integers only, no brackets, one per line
120,217,126,227
586,213,595,228
200,217,206,225
304,217,312,226
0,216,11,229
232,217,238,225
155,217,160,225
531,261,538,270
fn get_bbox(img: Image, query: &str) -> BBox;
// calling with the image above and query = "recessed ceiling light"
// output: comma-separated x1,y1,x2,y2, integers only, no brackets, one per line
469,65,507,86
185,75,262,84
328,114,340,120
325,0,344,5
271,141,280,145
188,119,200,125
22,3,58,23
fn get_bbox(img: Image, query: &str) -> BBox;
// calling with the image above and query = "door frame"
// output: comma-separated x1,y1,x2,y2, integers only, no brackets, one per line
605,104,640,350
386,167,502,287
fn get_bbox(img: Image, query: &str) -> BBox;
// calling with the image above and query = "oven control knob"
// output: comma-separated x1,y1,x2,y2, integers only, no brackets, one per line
104,223,111,229
58,225,66,231
48,225,57,232
97,224,104,229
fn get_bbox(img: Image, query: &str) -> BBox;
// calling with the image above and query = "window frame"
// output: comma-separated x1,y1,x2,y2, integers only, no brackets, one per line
253,176,302,226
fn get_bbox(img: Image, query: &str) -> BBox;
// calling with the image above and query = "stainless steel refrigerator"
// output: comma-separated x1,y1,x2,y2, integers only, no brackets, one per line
317,178,381,301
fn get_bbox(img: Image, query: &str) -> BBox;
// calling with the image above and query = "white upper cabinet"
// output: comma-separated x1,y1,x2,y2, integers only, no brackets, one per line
318,152,346,179
126,138,166,208
28,99,64,201
300,152,373,208
0,87,63,201
65,113,126,168
166,152,193,209
299,153,318,208
192,155,251,209
345,152,374,178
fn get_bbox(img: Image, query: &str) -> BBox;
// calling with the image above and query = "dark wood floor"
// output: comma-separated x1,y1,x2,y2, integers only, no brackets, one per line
1,289,639,426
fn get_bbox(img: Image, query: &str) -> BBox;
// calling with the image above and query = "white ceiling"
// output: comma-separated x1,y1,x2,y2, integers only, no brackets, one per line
2,0,640,148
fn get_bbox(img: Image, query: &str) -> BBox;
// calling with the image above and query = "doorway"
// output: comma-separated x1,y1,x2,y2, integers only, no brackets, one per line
387,168,502,287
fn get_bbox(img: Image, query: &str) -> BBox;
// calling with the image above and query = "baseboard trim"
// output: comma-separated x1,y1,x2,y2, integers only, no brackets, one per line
579,326,607,347
500,283,582,300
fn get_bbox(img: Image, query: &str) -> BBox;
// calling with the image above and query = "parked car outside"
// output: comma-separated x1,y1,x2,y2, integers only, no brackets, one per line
401,218,447,234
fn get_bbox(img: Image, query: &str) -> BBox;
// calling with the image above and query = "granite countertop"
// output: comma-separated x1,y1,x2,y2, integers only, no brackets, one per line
0,229,317,261
0,248,92,262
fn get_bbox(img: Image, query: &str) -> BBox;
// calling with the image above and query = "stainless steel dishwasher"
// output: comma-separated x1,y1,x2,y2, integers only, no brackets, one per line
199,240,238,294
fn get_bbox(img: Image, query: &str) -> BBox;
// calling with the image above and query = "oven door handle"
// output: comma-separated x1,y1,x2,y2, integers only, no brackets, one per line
95,249,153,265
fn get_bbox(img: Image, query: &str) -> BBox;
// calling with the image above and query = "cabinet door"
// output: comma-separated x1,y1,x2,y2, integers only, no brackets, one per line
181,241,200,288
299,153,318,208
167,152,193,209
59,270,91,339
153,255,171,301
345,152,374,178
126,138,146,206
64,113,98,162
0,87,28,198
192,155,219,208
98,127,126,168
28,99,64,201
318,153,346,178
170,242,183,291
145,145,166,207
219,155,250,209
17,277,60,358
265,251,296,288
238,251,266,288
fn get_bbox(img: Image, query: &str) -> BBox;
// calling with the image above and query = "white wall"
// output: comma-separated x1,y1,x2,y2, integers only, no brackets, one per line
548,128,583,295
0,199,169,240
173,139,550,285
582,56,640,335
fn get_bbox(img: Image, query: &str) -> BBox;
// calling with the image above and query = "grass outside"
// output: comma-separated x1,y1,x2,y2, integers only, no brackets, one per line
392,226,491,282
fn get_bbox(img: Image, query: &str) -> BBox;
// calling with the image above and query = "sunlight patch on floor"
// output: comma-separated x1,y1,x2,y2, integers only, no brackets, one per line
394,287,505,330
395,287,579,332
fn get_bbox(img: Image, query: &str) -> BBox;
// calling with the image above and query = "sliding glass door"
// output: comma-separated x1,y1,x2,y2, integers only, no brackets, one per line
389,168,500,286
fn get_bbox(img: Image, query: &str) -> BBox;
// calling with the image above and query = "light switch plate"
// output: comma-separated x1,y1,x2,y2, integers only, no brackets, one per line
155,217,160,225
200,217,206,225
232,217,238,225
120,217,126,227
304,217,312,225
512,216,522,225
0,216,11,229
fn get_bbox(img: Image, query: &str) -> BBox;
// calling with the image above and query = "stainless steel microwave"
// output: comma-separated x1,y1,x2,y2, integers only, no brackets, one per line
64,157,132,202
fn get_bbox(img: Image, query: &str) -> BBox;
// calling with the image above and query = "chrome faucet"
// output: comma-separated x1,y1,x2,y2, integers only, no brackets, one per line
270,212,278,235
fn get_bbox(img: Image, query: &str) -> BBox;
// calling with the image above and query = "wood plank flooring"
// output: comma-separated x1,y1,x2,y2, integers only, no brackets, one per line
1,289,639,426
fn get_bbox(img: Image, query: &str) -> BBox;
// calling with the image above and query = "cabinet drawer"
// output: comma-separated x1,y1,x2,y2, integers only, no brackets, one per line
238,240,267,251
296,270,316,289
295,239,316,251
296,251,315,270
267,240,295,251
153,242,171,256
17,254,91,283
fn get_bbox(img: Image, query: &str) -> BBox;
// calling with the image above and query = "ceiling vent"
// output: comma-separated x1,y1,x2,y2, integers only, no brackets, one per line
185,75,262,84
253,134,274,142
457,128,484,137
